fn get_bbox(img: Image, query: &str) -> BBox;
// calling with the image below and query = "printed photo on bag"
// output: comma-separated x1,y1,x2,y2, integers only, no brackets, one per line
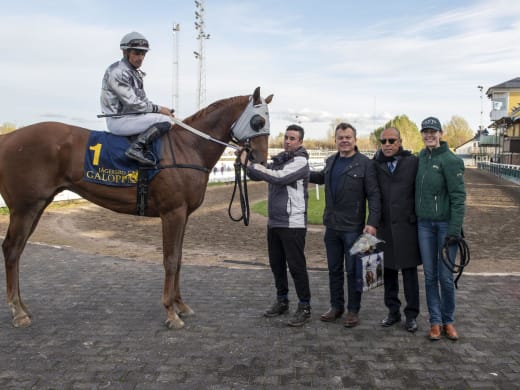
361,252,384,291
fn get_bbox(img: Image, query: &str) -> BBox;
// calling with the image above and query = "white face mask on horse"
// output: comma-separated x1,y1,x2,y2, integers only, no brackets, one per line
230,96,271,143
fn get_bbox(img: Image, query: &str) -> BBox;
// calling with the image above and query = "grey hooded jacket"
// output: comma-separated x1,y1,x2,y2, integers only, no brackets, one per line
246,147,310,228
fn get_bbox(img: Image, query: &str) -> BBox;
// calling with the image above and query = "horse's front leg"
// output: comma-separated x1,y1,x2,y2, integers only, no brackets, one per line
161,209,190,329
174,261,195,318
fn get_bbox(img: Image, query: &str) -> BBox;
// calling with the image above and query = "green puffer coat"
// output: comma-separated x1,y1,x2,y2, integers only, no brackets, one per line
415,141,466,236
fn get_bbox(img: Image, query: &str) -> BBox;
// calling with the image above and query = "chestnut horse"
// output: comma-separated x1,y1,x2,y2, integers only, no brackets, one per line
0,87,273,329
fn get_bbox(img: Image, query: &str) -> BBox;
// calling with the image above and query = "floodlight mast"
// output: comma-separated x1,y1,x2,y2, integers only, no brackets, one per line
194,0,210,110
172,23,180,114
477,85,484,131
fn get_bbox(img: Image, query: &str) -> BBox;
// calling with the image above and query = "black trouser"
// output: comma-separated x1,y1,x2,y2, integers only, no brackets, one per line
383,266,420,319
267,227,311,303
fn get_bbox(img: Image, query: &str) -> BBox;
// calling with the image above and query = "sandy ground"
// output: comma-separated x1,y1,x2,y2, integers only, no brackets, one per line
0,168,518,274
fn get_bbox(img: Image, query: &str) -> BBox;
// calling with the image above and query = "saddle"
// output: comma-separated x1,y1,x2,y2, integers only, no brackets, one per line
83,131,162,215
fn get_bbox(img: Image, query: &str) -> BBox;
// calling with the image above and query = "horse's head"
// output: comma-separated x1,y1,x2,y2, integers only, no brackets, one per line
231,87,273,165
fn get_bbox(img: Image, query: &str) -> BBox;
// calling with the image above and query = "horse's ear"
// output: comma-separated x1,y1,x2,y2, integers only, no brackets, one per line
265,94,274,104
252,87,260,103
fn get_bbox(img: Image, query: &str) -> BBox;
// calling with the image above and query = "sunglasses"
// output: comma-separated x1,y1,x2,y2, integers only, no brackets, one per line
380,138,398,145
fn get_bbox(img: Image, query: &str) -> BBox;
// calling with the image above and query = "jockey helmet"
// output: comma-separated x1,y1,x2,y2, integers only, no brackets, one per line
120,32,150,51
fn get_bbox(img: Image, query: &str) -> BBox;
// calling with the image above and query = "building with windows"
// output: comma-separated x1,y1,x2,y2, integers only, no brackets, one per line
454,130,490,166
486,77,520,165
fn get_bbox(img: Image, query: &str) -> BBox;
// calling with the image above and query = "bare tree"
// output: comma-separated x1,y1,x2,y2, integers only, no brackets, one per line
442,116,474,148
370,115,423,153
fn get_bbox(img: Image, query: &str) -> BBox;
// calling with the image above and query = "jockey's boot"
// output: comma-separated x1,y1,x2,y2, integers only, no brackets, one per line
125,121,171,165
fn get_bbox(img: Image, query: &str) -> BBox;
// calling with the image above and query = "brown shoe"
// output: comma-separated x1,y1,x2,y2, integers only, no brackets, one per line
443,324,459,340
429,325,441,340
320,307,344,322
344,311,359,328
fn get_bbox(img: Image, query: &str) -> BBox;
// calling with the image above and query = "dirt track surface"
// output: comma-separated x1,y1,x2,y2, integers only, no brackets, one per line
0,168,518,273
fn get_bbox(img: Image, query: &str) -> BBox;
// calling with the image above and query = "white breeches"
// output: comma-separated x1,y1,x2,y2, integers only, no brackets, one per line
106,113,173,136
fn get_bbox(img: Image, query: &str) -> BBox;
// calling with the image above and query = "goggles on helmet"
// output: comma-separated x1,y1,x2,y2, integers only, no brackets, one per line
127,39,149,49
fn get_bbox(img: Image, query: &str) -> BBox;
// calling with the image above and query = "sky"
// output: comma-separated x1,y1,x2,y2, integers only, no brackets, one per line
2,0,520,139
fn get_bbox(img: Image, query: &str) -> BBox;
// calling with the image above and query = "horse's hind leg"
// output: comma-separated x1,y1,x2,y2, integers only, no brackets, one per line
3,203,49,327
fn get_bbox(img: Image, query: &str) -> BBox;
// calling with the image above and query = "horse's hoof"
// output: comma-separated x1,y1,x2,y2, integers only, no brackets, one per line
178,307,195,318
165,317,185,329
12,315,32,328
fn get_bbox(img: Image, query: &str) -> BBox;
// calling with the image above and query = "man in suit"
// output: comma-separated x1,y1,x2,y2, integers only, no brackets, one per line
374,127,421,332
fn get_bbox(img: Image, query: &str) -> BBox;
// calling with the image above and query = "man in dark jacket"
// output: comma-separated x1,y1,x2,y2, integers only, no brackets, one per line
241,124,311,327
374,127,421,332
310,122,380,328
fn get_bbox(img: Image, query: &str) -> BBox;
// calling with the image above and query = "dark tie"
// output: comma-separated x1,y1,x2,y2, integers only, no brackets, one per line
388,161,396,173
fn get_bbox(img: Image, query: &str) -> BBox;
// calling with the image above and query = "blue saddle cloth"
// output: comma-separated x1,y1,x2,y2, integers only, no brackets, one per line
83,131,161,187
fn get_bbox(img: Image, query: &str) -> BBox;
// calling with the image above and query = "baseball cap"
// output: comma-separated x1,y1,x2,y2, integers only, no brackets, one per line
420,117,442,132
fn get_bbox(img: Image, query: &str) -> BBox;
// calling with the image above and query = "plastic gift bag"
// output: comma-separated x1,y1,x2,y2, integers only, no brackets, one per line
349,233,384,255
359,251,384,291
350,234,385,292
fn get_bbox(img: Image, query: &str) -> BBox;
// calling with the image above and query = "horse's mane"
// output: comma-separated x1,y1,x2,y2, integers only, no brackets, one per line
184,95,247,123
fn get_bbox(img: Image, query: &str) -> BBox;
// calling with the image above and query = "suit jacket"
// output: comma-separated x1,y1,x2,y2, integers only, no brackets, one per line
374,150,421,270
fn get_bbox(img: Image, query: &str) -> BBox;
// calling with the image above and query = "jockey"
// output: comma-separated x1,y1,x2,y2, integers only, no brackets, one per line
100,31,174,165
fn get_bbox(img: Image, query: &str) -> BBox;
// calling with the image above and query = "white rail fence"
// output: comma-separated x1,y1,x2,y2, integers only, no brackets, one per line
0,149,370,208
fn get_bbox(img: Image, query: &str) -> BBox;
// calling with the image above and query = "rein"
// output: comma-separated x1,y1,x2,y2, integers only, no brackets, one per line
141,119,253,225
441,235,471,289
170,118,256,226
140,117,239,172
227,143,252,226
171,117,239,151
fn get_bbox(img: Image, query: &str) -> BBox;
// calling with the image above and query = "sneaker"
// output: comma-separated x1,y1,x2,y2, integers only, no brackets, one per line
287,303,311,327
264,299,289,317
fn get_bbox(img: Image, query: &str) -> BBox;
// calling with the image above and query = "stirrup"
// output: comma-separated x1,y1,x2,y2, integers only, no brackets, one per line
125,149,156,165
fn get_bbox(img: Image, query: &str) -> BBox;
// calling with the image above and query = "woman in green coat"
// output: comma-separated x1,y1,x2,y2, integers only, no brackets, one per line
415,117,466,341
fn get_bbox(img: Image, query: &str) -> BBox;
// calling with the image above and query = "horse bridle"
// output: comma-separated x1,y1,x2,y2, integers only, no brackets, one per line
169,96,270,152
226,98,271,226
229,97,270,144
169,98,270,226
